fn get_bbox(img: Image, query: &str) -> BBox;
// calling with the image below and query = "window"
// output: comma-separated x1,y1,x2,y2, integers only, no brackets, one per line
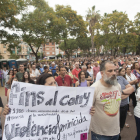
52,48,54,50
52,52,54,54
46,48,49,50
46,52,50,54
46,42,49,45
57,47,58,49
52,42,54,45
3,46,6,48
4,51,6,53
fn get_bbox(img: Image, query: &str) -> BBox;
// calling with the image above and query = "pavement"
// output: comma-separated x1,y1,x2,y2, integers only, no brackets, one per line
0,86,137,140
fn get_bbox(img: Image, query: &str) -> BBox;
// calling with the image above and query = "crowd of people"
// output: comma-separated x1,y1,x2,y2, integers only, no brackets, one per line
0,55,140,140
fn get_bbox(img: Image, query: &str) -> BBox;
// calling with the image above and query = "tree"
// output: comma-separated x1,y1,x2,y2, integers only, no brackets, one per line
93,11,133,56
134,12,140,55
0,0,27,40
0,55,3,59
18,0,64,62
105,11,132,56
86,6,100,56
56,54,62,58
55,5,87,60
2,34,21,54
9,54,20,59
76,37,91,51
59,39,78,60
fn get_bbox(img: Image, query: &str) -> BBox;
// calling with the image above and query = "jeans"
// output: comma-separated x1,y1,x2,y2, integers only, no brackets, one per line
128,92,137,109
91,131,119,140
135,116,140,140
118,104,128,140
0,78,3,87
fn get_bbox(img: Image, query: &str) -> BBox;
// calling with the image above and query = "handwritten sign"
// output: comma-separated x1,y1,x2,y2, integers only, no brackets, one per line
3,81,94,140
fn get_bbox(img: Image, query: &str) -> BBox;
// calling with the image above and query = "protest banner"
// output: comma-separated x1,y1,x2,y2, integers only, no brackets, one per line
3,81,94,140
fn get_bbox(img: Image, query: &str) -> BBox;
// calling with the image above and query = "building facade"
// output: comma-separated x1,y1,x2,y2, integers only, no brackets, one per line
0,42,66,60
0,43,30,59
43,42,65,59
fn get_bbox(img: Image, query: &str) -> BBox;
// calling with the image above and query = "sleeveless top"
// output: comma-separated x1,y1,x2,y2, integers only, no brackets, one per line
87,68,93,80
78,80,88,87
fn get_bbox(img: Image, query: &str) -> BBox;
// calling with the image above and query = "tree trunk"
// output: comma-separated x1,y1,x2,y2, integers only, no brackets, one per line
91,34,95,57
114,48,118,57
29,44,40,63
35,53,38,63
123,47,126,56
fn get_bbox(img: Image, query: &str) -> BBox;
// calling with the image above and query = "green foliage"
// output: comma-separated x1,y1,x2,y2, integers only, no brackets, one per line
37,52,44,58
86,6,100,54
18,0,63,62
0,55,3,59
93,11,135,56
59,39,78,60
9,54,20,59
76,37,91,51
56,54,62,58
134,12,140,55
2,0,140,58
55,5,87,60
0,0,27,39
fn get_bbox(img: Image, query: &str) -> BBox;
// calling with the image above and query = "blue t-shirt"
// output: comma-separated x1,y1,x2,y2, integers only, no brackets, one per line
49,66,56,76
39,68,44,73
117,76,129,107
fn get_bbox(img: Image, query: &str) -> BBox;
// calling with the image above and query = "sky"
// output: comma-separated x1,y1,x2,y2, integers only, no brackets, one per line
46,0,140,21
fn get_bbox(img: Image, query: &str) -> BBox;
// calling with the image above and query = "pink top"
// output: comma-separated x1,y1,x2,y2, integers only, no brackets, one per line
93,66,100,78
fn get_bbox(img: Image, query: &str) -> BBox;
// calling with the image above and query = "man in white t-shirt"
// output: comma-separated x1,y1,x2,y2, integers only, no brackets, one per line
32,64,40,77
90,61,122,140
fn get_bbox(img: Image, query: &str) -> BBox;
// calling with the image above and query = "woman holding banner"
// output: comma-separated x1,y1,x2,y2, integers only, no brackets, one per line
3,73,95,118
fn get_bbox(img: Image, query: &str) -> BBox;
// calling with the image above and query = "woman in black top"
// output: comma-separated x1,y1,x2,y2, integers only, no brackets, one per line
22,71,35,84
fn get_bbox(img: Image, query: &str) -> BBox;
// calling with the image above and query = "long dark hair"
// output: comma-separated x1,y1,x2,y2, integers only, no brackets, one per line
22,71,33,83
36,73,53,85
132,62,139,70
78,71,86,86
86,63,91,69
7,70,14,76
118,67,126,79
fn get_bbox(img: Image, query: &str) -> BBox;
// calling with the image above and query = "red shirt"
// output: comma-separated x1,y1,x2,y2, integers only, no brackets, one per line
55,75,72,87
72,68,81,83
93,66,100,78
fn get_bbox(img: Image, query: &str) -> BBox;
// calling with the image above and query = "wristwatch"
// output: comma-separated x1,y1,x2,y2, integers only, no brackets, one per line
122,90,124,94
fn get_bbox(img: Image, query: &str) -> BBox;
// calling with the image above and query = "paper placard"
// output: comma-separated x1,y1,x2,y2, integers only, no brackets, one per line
3,81,94,140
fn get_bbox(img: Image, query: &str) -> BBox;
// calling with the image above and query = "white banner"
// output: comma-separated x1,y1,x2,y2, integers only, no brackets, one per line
3,81,94,140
